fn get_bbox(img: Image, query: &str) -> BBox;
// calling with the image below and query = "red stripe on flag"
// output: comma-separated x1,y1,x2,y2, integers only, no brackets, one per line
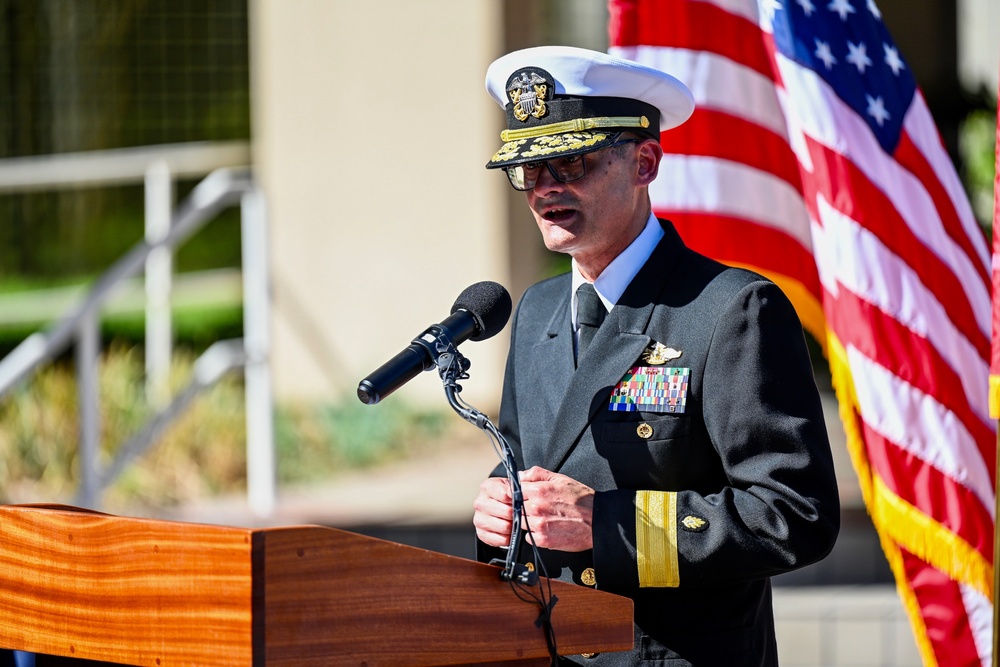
665,109,802,191
803,137,989,358
609,0,774,80
658,211,821,297
823,285,996,478
894,130,990,289
902,551,983,667
607,0,641,49
863,425,994,561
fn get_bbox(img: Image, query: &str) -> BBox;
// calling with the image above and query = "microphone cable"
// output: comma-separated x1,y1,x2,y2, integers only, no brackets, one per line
436,343,560,665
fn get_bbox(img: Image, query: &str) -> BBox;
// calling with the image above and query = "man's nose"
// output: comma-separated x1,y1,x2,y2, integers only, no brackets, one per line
532,163,565,193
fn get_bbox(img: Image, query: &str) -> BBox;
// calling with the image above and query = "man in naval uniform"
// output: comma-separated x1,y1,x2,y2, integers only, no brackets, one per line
472,46,840,666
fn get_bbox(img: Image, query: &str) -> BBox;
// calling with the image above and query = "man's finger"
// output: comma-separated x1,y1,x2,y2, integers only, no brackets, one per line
518,465,553,482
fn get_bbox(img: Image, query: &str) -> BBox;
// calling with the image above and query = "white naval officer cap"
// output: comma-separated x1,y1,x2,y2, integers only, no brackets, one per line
484,45,695,169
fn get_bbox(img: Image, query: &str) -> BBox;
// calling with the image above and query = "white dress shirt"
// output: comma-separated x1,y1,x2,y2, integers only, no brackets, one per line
571,212,664,334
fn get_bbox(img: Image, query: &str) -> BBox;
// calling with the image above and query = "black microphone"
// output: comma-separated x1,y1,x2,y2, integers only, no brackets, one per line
357,281,512,405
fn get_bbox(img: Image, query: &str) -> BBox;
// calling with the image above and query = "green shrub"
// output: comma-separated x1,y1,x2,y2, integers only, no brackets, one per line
0,345,454,514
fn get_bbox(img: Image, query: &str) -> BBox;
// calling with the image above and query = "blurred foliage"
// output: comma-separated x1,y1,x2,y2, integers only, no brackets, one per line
0,301,244,359
959,106,997,229
275,399,451,484
0,0,250,159
0,174,244,283
0,0,249,282
0,346,454,514
98,303,245,353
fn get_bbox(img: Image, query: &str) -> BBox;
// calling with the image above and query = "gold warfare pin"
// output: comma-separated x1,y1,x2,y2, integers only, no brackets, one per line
642,342,682,365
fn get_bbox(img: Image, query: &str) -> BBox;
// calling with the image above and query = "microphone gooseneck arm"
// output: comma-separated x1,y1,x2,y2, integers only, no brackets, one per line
432,336,559,663
434,342,527,582
356,282,555,662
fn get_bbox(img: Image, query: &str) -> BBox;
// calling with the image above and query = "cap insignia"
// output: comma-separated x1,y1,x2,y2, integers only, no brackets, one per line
642,342,681,365
506,68,553,122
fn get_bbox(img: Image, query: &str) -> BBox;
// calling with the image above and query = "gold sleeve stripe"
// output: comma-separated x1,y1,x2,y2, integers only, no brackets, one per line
500,115,650,141
635,490,680,588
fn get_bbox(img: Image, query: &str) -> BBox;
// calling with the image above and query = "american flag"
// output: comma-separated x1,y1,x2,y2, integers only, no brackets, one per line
609,1,996,664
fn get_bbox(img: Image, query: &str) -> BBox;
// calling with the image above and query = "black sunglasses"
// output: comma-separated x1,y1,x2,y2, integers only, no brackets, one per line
504,138,639,191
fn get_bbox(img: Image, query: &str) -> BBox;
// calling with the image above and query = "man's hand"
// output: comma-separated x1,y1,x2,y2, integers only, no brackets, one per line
519,466,595,552
474,467,596,552
473,476,515,547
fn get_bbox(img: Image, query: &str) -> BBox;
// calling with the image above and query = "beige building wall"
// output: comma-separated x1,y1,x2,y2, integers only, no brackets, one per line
250,1,512,410
958,0,1000,95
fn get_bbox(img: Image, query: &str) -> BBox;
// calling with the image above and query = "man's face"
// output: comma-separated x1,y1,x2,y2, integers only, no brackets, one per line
523,139,661,277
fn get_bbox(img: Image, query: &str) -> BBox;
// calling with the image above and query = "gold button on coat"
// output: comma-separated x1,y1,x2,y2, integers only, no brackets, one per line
636,422,653,439
581,567,596,586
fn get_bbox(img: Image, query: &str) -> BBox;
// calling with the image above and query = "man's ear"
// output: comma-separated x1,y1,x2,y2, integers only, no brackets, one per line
636,139,663,186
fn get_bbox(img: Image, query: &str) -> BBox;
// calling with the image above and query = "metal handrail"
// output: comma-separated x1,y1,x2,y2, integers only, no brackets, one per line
0,168,250,394
0,141,250,192
0,160,275,515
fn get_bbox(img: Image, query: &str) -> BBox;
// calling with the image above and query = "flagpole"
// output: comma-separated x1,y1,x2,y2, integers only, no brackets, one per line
992,74,1000,667
992,445,1000,667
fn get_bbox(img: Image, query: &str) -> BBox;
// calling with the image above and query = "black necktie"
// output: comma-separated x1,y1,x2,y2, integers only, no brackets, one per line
576,282,606,364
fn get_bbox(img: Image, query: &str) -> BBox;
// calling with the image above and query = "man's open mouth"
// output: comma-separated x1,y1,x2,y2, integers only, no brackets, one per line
543,208,575,222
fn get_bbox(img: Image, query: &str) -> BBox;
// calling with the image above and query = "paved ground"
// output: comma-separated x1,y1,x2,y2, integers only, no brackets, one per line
167,430,499,529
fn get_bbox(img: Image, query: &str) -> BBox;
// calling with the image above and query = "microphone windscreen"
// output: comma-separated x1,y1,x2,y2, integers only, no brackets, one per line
452,281,512,341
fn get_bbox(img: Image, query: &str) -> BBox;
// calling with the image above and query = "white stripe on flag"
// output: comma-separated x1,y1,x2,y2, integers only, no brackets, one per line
689,0,760,23
902,95,991,270
653,155,812,250
846,346,995,515
775,54,991,329
814,197,991,422
617,46,789,139
959,583,994,667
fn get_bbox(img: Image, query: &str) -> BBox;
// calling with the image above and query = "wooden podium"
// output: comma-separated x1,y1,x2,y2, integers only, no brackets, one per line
0,504,633,666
